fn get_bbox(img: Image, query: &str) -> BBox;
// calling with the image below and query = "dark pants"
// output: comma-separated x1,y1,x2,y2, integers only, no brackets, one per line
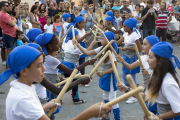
79,57,85,75
143,29,155,39
156,28,167,41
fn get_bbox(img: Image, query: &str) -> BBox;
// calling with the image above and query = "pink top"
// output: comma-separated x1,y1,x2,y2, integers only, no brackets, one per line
39,16,46,32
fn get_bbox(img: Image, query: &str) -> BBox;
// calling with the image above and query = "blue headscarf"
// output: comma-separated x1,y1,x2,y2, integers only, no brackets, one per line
105,16,117,26
145,35,160,46
106,11,116,20
151,42,180,70
124,18,138,34
65,28,79,43
63,13,70,22
35,33,54,55
0,46,41,85
67,23,76,30
74,16,84,24
25,43,40,49
26,28,43,43
101,31,118,53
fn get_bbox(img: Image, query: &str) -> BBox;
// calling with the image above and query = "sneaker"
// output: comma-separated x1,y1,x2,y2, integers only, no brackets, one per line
126,97,137,104
2,61,6,66
84,84,89,87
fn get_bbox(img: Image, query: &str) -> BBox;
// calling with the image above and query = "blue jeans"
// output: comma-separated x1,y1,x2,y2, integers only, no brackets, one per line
122,72,137,87
143,29,155,39
3,34,15,49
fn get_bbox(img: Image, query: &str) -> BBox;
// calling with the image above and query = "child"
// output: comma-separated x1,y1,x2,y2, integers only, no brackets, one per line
114,10,122,30
44,16,54,34
63,13,71,34
0,46,59,119
53,14,63,37
16,30,24,46
118,42,180,120
116,18,141,104
122,13,130,24
112,1,121,11
116,35,160,114
26,28,42,43
72,31,120,120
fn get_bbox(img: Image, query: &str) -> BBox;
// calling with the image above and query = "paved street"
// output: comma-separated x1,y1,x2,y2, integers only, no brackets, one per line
0,43,180,120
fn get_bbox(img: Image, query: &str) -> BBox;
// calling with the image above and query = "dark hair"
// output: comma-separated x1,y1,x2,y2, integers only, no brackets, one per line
54,14,60,22
83,2,89,5
35,1,39,5
46,16,51,20
0,1,7,9
39,3,46,11
45,34,57,49
113,9,119,14
16,30,24,36
161,2,166,9
12,5,17,16
8,2,12,6
146,54,179,104
100,20,103,23
135,4,140,9
147,0,154,4
30,5,38,13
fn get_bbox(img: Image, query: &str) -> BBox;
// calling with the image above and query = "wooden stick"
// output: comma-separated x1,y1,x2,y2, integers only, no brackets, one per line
105,86,144,107
47,69,78,117
126,75,151,118
118,47,122,50
86,35,93,44
108,52,121,84
61,25,73,41
94,28,98,41
89,28,96,35
94,25,117,56
94,40,114,59
89,51,110,77
72,26,76,49
133,43,144,68
88,11,99,26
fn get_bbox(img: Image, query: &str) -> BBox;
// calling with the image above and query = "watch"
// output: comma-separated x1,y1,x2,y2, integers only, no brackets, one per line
125,87,131,93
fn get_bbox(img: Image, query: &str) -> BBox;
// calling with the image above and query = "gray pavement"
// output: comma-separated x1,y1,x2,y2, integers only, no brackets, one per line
0,43,180,120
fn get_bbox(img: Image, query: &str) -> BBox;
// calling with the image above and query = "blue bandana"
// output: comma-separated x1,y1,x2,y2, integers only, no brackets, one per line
145,35,160,46
74,16,84,24
63,13,70,22
26,28,43,43
65,28,79,43
106,11,116,20
25,43,40,49
124,18,138,34
105,16,117,26
35,33,54,55
0,46,41,85
151,42,180,70
101,31,118,53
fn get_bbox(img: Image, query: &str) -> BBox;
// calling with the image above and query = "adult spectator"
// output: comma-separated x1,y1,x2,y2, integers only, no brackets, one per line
34,1,40,7
141,0,158,39
156,2,172,41
52,1,64,23
120,0,131,20
103,1,111,14
30,5,41,28
47,2,55,19
98,0,103,7
126,0,133,13
70,5,81,24
7,2,13,15
63,1,71,12
140,0,146,8
132,4,141,18
39,3,46,12
153,0,159,10
80,2,89,17
0,1,16,69
38,10,46,32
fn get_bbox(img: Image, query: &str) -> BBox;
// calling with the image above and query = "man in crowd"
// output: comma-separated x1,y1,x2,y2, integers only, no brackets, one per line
80,2,89,16
52,1,64,22
120,0,132,20
48,2,55,20
141,0,158,39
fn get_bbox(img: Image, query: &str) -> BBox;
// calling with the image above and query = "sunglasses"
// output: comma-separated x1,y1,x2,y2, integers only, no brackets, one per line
4,5,8,7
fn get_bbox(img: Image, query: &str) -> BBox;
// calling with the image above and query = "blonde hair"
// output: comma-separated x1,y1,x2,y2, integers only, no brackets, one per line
63,1,71,11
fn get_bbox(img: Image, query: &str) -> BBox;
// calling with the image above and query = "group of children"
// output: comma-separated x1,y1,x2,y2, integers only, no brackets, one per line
1,5,180,120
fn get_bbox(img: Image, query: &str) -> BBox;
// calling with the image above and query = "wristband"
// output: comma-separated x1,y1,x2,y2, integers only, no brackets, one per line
101,71,104,76
125,87,131,93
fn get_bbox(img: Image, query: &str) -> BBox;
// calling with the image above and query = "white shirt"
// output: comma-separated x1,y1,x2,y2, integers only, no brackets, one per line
34,83,47,99
63,22,69,34
76,28,86,42
123,31,141,46
44,55,61,74
64,40,82,54
156,73,180,113
94,46,116,65
115,17,122,30
44,24,54,34
105,27,116,32
128,5,133,13
121,28,141,38
140,2,146,8
6,80,44,120
137,55,153,75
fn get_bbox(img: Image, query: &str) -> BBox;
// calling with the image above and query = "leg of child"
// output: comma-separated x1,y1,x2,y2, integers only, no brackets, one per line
122,72,137,87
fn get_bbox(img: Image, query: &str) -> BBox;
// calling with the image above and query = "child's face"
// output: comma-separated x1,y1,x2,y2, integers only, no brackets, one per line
46,18,51,24
125,14,129,19
123,24,131,32
66,17,71,23
114,12,119,17
100,38,107,46
147,50,157,70
56,18,60,23
25,55,45,83
78,20,85,28
142,39,152,54
18,34,24,40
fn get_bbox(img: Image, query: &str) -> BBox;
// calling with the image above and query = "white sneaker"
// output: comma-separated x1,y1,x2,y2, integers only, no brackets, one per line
2,61,6,66
84,84,89,87
126,97,137,104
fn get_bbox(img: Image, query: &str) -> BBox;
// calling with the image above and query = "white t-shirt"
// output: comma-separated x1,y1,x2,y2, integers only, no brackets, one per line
44,24,54,34
121,28,141,38
76,28,86,42
34,83,47,99
44,55,61,74
128,5,133,13
94,46,116,65
156,73,180,113
105,27,116,32
63,22,69,34
137,55,153,75
64,40,82,54
115,17,122,30
6,80,44,120
123,31,141,46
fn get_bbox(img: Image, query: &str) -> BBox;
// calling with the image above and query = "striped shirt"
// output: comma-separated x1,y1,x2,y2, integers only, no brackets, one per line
156,9,170,29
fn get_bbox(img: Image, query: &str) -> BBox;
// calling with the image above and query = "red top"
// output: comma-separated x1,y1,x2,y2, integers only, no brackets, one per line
0,12,16,37
39,16,46,32
156,9,170,29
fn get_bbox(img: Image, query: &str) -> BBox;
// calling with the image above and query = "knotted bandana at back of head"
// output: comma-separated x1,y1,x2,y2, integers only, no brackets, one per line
63,13,70,22
145,35,160,46
26,28,43,43
105,16,117,26
35,33,54,55
0,46,41,85
106,11,116,20
101,31,118,53
124,18,138,34
151,42,180,71
65,28,79,43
